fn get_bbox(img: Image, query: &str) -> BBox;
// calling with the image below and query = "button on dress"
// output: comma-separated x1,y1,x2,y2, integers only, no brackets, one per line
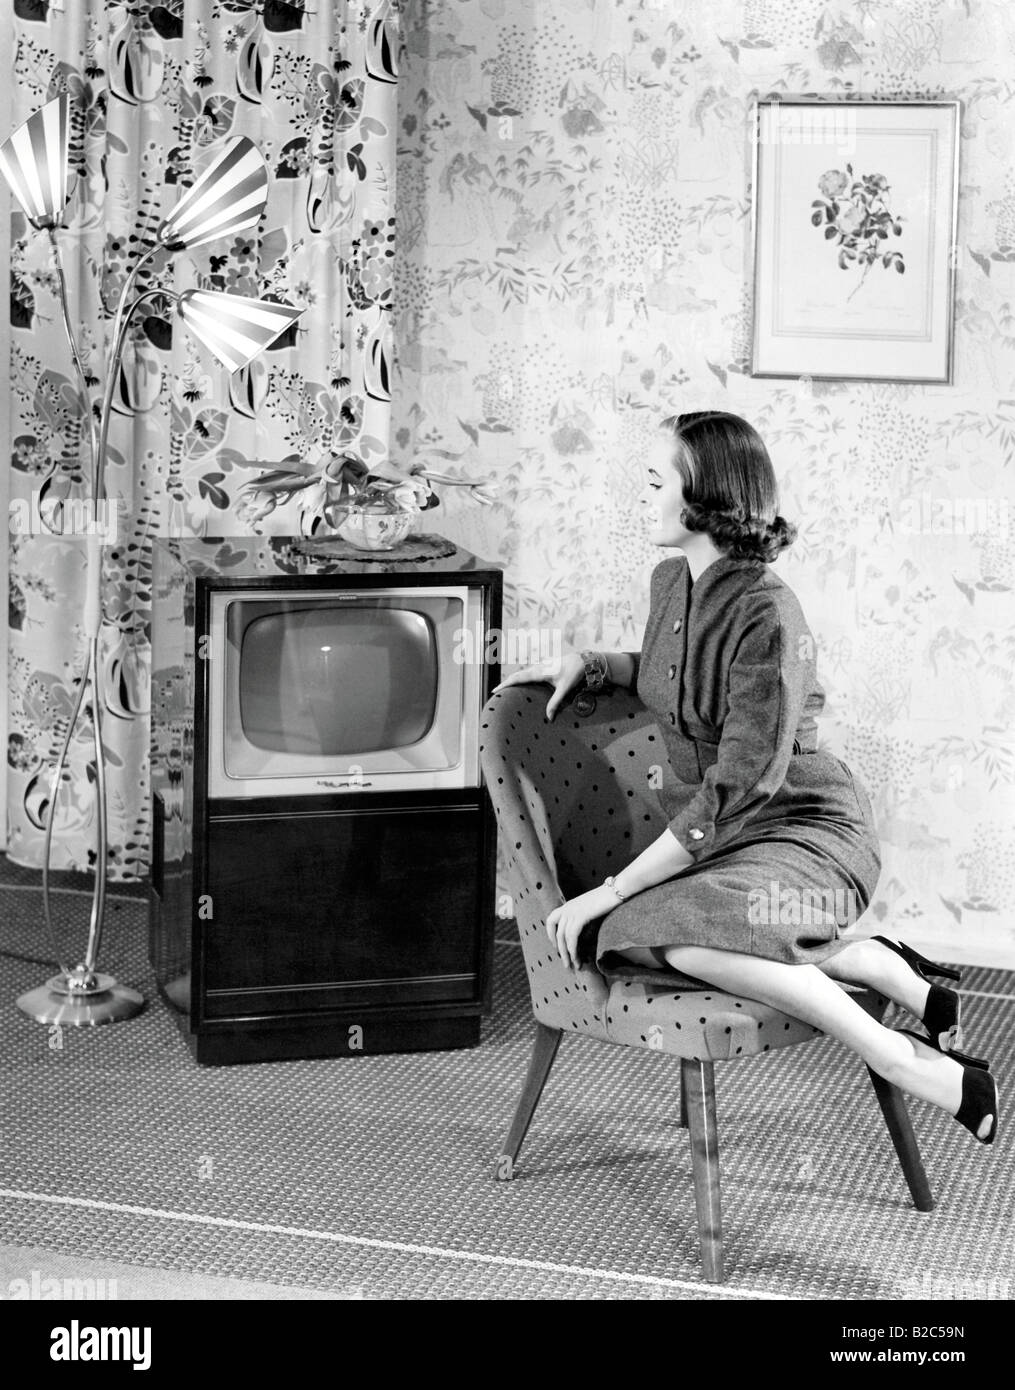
594,553,882,975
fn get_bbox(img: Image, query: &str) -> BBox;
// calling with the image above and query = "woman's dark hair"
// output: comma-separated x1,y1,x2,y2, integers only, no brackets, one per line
660,410,797,563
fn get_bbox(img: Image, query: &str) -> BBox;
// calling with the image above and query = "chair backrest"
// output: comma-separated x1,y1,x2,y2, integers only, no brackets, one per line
480,684,668,1037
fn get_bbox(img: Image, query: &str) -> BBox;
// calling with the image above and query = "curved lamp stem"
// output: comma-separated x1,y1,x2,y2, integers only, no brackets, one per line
78,283,175,981
93,246,162,502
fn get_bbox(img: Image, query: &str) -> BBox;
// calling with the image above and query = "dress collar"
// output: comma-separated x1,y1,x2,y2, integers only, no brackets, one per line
678,551,765,598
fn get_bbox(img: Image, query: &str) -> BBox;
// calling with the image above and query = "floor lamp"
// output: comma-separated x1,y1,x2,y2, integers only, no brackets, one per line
0,95,304,1026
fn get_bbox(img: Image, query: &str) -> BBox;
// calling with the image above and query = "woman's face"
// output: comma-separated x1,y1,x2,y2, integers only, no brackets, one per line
638,433,691,547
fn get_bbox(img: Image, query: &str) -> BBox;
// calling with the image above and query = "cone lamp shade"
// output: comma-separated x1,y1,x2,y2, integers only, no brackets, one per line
178,289,304,373
0,93,71,228
157,135,269,250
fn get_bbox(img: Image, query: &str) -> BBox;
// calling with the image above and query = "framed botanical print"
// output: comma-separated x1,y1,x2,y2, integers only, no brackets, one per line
749,98,961,383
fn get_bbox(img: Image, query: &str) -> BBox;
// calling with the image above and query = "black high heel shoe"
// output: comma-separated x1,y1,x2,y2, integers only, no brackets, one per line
872,936,962,984
956,1067,999,1146
894,1027,989,1072
872,936,971,1057
895,1029,998,1145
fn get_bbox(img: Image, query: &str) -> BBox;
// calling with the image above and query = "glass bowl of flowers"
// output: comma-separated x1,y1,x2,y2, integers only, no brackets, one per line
242,451,498,550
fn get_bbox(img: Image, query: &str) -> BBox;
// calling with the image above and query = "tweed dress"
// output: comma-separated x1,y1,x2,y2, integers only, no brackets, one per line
593,552,882,975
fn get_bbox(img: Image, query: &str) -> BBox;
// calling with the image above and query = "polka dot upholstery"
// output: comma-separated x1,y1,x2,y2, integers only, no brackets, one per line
603,978,821,1060
480,684,881,1060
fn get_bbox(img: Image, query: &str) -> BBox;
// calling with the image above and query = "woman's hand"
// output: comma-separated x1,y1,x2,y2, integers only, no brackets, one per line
492,651,587,721
545,886,620,970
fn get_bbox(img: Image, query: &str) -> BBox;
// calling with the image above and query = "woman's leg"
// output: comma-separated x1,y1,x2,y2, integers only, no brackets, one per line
815,937,930,1017
650,944,990,1137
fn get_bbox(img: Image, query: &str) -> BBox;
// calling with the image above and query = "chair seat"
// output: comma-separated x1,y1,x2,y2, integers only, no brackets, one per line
599,971,887,1062
603,975,823,1060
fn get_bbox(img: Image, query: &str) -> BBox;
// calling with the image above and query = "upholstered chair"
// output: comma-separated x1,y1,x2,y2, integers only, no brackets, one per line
480,682,933,1283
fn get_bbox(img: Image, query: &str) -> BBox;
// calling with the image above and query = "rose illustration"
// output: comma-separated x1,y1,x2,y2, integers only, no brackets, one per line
818,169,849,198
811,162,905,300
834,204,866,236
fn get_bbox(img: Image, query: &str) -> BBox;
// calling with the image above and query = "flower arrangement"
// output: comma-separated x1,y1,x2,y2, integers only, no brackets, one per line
812,165,906,301
242,451,498,531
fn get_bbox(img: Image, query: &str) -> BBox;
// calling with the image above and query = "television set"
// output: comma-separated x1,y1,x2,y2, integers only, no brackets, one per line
148,535,502,1064
208,585,485,797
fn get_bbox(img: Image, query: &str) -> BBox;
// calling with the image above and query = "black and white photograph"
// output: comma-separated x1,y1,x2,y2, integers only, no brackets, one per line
0,0,1011,1350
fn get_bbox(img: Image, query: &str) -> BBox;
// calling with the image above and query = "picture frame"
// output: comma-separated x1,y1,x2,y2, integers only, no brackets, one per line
749,98,961,384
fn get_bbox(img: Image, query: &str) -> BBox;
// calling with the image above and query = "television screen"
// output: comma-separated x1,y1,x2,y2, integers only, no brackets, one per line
238,605,439,757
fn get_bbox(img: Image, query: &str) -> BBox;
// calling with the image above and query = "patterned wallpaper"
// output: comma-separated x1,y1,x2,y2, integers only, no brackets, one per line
391,0,1015,964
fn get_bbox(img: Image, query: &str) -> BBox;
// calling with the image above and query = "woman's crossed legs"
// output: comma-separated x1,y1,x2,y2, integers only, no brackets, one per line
618,938,988,1137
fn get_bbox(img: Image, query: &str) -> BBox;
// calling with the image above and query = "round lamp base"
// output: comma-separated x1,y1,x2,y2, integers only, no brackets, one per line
16,971,145,1027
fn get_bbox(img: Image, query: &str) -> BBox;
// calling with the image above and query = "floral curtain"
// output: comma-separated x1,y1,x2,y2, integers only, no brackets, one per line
6,0,402,878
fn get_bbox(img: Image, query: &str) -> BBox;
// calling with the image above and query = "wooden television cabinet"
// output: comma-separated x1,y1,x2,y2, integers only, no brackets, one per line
148,535,502,1065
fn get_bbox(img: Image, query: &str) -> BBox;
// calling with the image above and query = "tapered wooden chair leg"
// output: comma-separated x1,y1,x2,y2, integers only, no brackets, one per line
681,1058,723,1282
865,1065,935,1212
494,1022,563,1181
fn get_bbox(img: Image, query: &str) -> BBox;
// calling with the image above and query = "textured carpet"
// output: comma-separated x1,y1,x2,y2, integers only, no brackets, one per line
1,873,1012,1301
0,1242,353,1300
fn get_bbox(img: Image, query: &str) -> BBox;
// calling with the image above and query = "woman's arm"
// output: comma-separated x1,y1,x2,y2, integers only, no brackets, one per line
546,826,694,968
609,826,695,896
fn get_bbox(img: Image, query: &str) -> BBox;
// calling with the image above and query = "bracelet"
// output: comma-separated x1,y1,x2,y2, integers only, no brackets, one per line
603,874,628,902
579,649,610,692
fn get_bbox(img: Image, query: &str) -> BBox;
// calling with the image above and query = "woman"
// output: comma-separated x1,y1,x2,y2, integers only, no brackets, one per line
494,410,998,1145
